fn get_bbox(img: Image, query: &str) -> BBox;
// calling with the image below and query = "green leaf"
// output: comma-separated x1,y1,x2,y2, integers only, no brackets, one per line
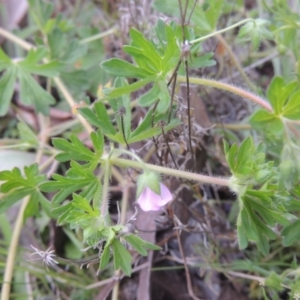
101,58,154,78
235,137,252,172
189,53,216,68
99,245,111,270
0,47,12,70
72,194,96,215
227,143,238,171
124,234,161,256
129,28,162,72
128,117,180,144
18,70,55,115
162,24,180,72
282,90,300,120
79,102,117,135
18,122,39,147
205,0,223,30
157,80,171,112
111,239,132,276
138,83,160,107
157,90,171,113
28,0,54,28
0,187,34,215
265,272,283,292
104,78,153,99
250,110,284,134
129,107,155,140
60,70,90,94
266,77,297,114
90,130,104,157
18,48,62,77
238,19,273,51
0,68,17,116
0,164,46,216
53,135,96,162
40,161,97,204
23,190,42,219
282,219,300,247
237,214,248,249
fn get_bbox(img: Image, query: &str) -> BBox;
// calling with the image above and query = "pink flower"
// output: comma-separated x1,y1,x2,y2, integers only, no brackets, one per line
137,183,173,211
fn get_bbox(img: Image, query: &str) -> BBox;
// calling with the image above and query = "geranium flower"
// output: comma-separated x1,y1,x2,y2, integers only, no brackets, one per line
137,183,173,211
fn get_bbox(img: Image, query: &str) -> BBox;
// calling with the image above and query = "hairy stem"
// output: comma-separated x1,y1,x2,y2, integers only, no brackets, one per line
110,157,230,187
177,76,273,112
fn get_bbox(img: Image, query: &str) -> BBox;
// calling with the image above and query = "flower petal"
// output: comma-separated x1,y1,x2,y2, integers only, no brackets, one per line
137,187,161,211
137,184,173,211
153,183,173,206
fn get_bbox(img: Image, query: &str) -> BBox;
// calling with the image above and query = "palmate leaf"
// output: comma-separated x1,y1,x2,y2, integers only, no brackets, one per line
53,135,96,162
250,109,284,134
40,161,98,205
238,19,273,51
52,130,104,163
79,103,117,135
0,47,61,116
266,77,297,115
18,48,63,77
237,190,289,255
100,23,180,113
0,164,48,217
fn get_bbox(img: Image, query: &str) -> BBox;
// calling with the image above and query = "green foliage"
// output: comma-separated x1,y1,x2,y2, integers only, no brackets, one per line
250,76,300,134
38,128,161,275
224,137,274,188
3,0,300,295
224,137,291,255
101,23,181,113
0,47,61,116
265,272,283,292
238,19,273,50
79,92,181,146
0,164,50,218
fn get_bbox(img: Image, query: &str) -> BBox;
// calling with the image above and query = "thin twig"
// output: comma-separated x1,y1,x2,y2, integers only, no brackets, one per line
174,215,202,300
160,122,179,169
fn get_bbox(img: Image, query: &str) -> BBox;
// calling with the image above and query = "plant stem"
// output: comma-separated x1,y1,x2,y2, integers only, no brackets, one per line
177,76,273,112
79,27,118,44
0,195,30,300
189,18,255,45
110,157,230,187
100,159,111,225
